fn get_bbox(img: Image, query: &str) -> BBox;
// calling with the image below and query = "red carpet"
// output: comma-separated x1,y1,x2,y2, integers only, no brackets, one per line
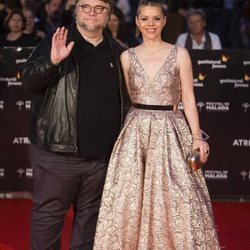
0,199,72,250
0,199,249,249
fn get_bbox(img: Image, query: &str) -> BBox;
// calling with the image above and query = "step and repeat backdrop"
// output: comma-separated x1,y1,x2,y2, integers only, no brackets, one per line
0,47,249,199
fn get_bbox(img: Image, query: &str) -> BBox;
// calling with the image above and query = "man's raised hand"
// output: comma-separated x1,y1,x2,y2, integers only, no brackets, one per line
51,27,74,65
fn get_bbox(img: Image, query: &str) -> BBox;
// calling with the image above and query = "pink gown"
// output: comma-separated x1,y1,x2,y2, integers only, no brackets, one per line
94,45,220,249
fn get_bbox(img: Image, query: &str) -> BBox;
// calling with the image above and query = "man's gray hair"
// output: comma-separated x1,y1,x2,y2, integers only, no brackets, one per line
186,8,206,22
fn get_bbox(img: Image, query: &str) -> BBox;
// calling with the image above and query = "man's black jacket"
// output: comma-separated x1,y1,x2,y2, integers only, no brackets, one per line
22,24,130,154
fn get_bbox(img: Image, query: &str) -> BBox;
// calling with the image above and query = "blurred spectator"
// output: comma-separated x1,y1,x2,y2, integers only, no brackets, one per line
0,8,37,47
20,0,31,8
5,0,21,11
220,0,243,48
0,0,6,34
115,0,131,23
176,0,192,17
22,5,45,44
240,0,250,48
163,0,191,44
61,0,76,26
36,0,63,35
192,0,224,36
128,0,139,26
0,0,22,34
176,8,222,49
106,6,139,48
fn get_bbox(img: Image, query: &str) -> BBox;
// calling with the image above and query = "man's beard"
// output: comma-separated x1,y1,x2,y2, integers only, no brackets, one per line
78,21,107,33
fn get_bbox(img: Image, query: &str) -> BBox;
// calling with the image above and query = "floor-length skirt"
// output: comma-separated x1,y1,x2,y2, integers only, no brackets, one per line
94,108,220,250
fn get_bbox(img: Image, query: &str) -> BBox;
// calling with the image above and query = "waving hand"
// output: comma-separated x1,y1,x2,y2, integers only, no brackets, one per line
51,27,74,65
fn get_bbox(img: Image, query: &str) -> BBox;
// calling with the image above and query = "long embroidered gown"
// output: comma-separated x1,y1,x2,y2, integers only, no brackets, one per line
94,45,220,249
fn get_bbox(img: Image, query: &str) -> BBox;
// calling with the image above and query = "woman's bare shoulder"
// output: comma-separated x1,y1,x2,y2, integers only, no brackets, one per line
121,49,130,58
176,45,190,57
120,49,130,69
176,45,191,64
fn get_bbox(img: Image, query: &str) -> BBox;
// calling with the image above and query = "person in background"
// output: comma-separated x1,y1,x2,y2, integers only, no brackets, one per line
192,0,224,35
163,0,190,44
21,0,129,249
20,0,32,8
240,0,250,48
22,6,45,44
36,0,63,35
0,8,37,47
220,0,242,48
94,0,220,249
0,0,21,35
176,8,222,49
106,6,139,48
0,0,7,34
115,0,131,23
61,0,76,26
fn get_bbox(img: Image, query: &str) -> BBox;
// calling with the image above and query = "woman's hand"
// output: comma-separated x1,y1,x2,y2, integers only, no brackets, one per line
51,27,74,65
192,139,210,163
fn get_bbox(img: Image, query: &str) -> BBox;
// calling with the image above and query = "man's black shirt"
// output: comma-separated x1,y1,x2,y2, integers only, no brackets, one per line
73,28,121,158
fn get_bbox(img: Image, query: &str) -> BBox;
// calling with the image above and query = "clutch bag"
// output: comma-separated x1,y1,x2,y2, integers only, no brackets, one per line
187,149,204,171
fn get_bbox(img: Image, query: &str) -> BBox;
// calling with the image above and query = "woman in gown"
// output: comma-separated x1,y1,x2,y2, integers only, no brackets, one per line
94,0,220,249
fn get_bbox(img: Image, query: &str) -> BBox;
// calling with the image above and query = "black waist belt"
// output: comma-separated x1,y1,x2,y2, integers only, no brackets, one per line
133,103,177,111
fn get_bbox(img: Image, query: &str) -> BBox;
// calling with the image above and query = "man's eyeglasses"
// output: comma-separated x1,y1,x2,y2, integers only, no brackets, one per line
77,4,108,14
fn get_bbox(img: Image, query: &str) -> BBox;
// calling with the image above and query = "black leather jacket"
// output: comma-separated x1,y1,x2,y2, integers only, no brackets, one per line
22,24,129,154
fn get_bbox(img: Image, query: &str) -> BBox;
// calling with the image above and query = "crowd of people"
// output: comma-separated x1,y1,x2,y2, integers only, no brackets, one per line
0,0,250,49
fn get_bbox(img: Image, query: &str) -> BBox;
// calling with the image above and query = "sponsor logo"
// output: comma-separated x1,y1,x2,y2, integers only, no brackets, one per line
243,60,250,66
197,59,221,65
197,59,226,68
25,100,31,110
17,168,33,179
8,81,22,86
194,73,206,87
198,73,206,81
244,73,250,81
221,54,230,63
242,103,250,112
0,169,5,178
16,100,31,111
193,78,203,87
13,137,31,144
17,168,25,178
0,77,22,86
220,76,249,88
16,101,24,110
197,102,230,112
205,170,228,180
197,54,228,69
26,168,33,178
197,102,205,112
233,139,250,147
15,58,27,64
240,171,250,181
206,102,230,112
0,100,4,110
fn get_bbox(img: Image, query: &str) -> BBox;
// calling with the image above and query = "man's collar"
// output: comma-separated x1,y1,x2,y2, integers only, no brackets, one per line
190,32,206,43
73,25,109,48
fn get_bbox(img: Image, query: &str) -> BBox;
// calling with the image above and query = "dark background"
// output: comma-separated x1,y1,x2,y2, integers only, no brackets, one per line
0,47,249,200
